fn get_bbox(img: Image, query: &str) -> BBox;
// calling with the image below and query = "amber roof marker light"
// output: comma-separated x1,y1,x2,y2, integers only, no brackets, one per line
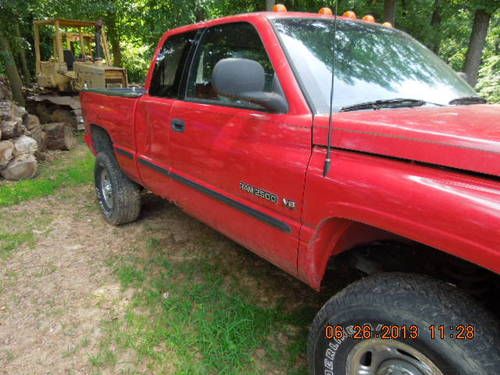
382,21,393,27
343,10,357,19
319,7,333,16
273,4,287,12
362,14,376,23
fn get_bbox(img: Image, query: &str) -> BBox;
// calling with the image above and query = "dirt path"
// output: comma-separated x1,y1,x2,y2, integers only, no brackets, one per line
0,185,142,374
0,161,326,374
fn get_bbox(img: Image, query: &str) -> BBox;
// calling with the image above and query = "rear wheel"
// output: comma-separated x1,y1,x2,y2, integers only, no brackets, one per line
94,152,141,225
308,273,500,375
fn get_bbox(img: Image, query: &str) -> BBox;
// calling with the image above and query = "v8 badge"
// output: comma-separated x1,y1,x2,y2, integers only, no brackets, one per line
282,198,296,210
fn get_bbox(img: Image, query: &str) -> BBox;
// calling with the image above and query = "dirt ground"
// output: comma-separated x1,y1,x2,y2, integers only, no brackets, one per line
0,147,327,374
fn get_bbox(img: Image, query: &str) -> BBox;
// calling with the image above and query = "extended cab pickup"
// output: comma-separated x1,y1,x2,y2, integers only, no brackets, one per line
82,11,500,375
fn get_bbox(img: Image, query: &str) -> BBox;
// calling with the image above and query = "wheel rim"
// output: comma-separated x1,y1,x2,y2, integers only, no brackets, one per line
100,169,113,209
346,339,443,375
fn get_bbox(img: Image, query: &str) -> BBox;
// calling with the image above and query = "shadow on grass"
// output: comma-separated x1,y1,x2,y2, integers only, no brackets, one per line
95,195,339,374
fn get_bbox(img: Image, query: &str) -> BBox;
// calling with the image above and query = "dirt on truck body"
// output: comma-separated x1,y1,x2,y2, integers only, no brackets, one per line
81,10,500,375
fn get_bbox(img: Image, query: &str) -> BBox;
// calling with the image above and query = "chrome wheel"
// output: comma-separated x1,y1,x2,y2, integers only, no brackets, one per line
346,339,443,375
100,169,113,209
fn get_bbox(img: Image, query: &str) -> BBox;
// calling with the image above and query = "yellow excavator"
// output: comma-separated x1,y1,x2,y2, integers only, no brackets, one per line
28,19,128,129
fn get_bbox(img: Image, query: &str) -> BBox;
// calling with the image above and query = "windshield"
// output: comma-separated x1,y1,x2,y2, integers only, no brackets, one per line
272,18,477,113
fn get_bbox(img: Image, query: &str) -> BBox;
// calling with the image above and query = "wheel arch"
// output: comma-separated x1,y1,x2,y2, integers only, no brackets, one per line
299,215,498,293
89,124,114,154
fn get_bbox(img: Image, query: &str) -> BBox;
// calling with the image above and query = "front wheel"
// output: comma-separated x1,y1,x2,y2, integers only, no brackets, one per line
308,273,500,375
94,152,141,225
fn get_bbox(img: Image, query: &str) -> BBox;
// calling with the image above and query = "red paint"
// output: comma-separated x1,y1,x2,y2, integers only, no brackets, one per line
82,12,500,291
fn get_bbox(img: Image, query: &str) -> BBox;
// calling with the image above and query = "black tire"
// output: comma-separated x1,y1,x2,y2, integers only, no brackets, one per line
94,152,141,225
308,273,500,375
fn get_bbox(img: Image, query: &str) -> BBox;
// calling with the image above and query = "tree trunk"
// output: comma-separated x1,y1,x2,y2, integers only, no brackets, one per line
464,9,491,87
266,0,275,11
429,0,442,53
194,1,208,22
0,32,25,106
43,122,75,150
106,15,122,67
384,0,397,25
15,24,31,84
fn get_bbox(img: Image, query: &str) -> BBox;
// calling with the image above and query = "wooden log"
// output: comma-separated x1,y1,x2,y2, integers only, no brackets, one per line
0,140,14,168
13,135,38,156
50,108,76,129
43,122,76,150
0,100,14,120
0,154,37,180
30,127,47,152
24,114,41,131
0,78,12,101
1,117,22,139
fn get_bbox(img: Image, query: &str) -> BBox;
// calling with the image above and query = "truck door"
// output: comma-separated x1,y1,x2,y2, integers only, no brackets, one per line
166,22,312,276
134,31,197,197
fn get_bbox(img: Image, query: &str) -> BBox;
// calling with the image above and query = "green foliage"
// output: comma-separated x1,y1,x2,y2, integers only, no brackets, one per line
0,1,499,91
477,54,500,103
121,40,152,83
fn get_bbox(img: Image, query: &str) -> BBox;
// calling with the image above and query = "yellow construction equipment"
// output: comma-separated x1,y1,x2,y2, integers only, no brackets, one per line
29,19,128,128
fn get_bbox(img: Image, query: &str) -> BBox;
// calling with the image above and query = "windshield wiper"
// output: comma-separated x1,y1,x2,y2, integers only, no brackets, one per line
449,96,487,105
340,98,428,112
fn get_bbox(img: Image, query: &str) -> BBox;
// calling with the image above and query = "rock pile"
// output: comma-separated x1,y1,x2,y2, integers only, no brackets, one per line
0,77,75,181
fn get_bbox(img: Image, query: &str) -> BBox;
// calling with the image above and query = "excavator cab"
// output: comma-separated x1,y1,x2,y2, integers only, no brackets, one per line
33,19,128,92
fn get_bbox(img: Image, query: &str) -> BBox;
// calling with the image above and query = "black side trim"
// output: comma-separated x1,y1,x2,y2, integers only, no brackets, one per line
115,147,134,159
138,157,292,233
138,158,170,177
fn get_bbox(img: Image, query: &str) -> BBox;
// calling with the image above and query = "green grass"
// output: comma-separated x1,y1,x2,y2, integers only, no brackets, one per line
0,145,94,207
94,244,313,374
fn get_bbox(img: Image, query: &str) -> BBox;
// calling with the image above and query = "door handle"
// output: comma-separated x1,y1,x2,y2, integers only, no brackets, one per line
172,119,185,132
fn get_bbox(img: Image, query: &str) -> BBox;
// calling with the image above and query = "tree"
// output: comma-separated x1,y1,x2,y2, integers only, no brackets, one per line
0,30,25,105
383,0,397,25
464,8,492,86
266,0,275,11
14,23,32,84
429,0,442,53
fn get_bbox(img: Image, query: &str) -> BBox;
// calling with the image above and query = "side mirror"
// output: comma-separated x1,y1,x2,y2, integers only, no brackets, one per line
212,58,288,113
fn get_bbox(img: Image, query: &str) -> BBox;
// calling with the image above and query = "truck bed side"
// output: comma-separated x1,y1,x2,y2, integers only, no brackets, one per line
81,88,143,182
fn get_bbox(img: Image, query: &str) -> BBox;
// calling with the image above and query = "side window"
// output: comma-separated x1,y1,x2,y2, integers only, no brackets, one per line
150,31,196,98
186,22,276,108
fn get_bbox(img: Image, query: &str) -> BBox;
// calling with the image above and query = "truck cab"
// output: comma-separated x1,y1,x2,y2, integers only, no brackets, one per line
81,10,500,375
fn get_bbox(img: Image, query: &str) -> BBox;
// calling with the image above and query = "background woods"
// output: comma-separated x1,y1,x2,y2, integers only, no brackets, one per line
0,0,498,102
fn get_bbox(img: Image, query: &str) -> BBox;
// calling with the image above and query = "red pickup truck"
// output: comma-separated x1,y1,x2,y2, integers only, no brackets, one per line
82,11,500,375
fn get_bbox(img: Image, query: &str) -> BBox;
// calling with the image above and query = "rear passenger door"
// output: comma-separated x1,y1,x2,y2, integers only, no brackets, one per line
167,22,312,275
135,31,197,197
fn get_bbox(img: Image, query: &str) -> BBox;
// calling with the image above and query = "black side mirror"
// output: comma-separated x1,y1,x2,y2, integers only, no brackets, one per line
212,58,288,113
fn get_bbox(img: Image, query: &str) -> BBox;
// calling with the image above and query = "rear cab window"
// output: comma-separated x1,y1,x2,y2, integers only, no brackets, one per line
149,31,197,98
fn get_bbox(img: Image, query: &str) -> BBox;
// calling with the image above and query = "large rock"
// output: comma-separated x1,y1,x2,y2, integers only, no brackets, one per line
13,135,38,156
0,140,14,168
1,117,22,139
0,154,37,180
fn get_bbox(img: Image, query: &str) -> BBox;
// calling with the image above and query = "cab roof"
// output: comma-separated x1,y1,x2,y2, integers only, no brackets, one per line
166,11,372,35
